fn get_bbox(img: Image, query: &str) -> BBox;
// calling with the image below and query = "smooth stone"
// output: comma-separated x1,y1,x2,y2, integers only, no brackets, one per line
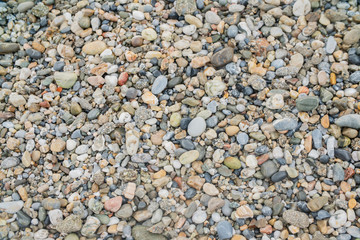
151,75,168,94
293,0,311,16
17,210,31,228
0,43,20,54
236,132,249,145
192,210,207,224
333,164,345,183
296,96,319,111
335,114,360,129
82,41,107,55
187,117,206,137
179,150,199,164
329,210,347,228
17,1,35,12
334,149,351,161
326,36,337,54
312,129,322,149
217,221,233,240
1,157,20,169
307,196,328,212
0,201,24,214
347,226,360,238
54,72,77,88
273,118,298,131
211,48,234,68
260,161,278,178
271,171,287,182
349,71,360,83
224,157,241,169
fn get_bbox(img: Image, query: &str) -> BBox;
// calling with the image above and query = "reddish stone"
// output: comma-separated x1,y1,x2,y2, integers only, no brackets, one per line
344,167,355,180
173,177,182,189
118,72,128,86
257,154,269,165
104,196,122,212
260,225,273,234
39,101,50,108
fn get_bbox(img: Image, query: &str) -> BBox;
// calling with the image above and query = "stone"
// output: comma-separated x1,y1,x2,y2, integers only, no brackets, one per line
141,28,157,41
0,43,20,54
42,198,61,210
329,210,347,228
50,138,66,152
104,196,122,212
17,2,35,12
187,117,206,137
205,79,226,96
81,216,100,237
307,196,328,212
203,183,219,196
54,72,78,89
82,41,107,55
132,225,166,240
0,201,23,214
283,210,310,228
293,0,311,16
343,29,360,45
335,114,360,129
224,157,241,169
296,96,319,112
211,48,234,68
179,150,199,164
9,94,26,107
236,205,253,218
192,210,207,223
260,161,278,178
1,157,20,169
217,221,233,240
205,11,221,24
151,76,168,94
134,210,152,222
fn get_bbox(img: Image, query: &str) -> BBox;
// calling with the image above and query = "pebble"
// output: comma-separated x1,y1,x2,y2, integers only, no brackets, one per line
217,221,233,240
0,0,358,239
187,117,206,137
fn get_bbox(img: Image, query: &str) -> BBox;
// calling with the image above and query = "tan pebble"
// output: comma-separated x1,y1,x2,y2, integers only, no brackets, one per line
203,183,219,196
18,186,28,201
153,170,166,179
187,175,205,190
236,205,253,218
124,182,136,200
225,126,240,136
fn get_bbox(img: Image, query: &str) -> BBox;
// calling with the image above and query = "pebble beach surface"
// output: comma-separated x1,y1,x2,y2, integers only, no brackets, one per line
0,0,360,239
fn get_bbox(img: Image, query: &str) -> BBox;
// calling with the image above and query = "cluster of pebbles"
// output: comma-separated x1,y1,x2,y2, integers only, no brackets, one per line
0,0,360,239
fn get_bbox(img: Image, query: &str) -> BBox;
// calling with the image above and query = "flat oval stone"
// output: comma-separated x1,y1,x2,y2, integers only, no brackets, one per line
187,117,206,137
335,114,360,129
224,157,241,169
82,41,107,55
296,96,319,111
0,43,20,54
1,157,20,169
179,150,199,164
211,48,234,68
217,221,233,240
260,161,278,178
273,118,298,131
151,75,168,94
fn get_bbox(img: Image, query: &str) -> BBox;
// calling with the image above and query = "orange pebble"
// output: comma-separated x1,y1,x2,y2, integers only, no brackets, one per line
330,73,336,85
298,86,309,94
321,115,330,128
349,198,357,209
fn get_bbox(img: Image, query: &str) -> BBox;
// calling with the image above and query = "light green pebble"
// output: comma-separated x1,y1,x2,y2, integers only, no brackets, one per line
224,157,241,169
170,113,181,127
65,233,79,240
54,72,77,89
